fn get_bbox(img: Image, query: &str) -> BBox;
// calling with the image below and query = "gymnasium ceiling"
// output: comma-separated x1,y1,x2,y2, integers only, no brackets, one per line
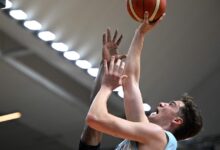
0,0,220,149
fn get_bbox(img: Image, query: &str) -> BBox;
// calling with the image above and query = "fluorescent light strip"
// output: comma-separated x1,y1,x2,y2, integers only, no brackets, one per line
24,20,42,31
6,3,98,81
63,51,80,60
51,42,68,52
114,86,125,98
38,31,56,41
76,60,91,69
118,89,124,98
9,10,27,20
2,0,12,9
114,86,122,92
0,112,22,123
87,68,99,77
143,103,151,111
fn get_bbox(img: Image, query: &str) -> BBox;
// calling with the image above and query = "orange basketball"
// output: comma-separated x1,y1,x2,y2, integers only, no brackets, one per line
127,0,166,22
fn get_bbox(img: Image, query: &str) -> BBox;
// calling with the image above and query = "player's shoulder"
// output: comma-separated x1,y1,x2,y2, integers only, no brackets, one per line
141,123,167,146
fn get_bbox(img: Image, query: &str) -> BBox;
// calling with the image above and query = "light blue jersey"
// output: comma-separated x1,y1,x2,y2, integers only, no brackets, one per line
164,131,177,150
115,131,177,150
115,140,138,150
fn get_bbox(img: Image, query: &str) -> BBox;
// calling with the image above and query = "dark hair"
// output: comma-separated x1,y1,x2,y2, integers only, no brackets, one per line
173,95,203,141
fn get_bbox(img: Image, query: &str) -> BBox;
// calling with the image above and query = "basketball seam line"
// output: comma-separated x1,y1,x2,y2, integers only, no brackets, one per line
128,0,142,22
149,0,161,21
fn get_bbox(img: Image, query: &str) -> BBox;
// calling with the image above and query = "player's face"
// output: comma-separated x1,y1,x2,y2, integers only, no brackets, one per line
148,100,185,126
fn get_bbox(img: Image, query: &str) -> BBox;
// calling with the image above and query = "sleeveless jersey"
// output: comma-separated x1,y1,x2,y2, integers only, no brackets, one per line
115,131,177,150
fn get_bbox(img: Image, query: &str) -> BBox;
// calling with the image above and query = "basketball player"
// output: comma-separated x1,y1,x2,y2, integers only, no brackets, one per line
81,12,203,149
79,28,124,150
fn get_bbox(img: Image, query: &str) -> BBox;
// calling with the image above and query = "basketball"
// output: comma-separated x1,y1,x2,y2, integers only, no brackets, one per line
126,0,166,22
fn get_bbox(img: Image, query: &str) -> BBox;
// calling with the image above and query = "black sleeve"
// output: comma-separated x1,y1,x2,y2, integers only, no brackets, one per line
78,140,100,150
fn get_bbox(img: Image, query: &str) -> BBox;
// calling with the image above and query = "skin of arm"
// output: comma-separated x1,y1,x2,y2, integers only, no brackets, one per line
122,12,168,148
80,65,104,145
123,12,164,123
80,29,123,146
86,57,166,147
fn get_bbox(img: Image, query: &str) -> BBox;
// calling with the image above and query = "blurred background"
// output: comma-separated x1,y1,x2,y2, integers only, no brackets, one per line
0,0,220,149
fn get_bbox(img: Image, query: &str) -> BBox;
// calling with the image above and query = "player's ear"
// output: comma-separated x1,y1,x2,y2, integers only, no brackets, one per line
172,117,183,125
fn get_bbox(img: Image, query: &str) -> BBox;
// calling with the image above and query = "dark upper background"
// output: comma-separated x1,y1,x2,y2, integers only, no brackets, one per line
0,0,220,149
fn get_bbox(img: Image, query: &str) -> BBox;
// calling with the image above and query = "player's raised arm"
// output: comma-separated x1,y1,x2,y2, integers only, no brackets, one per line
79,28,124,149
123,12,165,122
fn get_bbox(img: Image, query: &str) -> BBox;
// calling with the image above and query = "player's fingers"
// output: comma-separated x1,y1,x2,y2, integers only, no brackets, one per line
144,11,150,24
114,59,121,73
158,13,166,22
117,54,127,60
118,61,125,75
109,56,115,74
107,28,111,42
153,13,166,26
120,75,128,85
113,29,118,42
116,34,123,46
103,59,108,74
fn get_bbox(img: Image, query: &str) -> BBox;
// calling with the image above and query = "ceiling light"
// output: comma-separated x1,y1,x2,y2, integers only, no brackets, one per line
143,103,151,111
63,51,80,60
2,0,12,9
51,42,68,52
114,86,124,98
114,86,123,92
38,31,56,41
6,0,12,8
75,60,91,69
0,112,22,123
24,20,42,31
118,89,124,98
9,9,27,20
87,68,99,77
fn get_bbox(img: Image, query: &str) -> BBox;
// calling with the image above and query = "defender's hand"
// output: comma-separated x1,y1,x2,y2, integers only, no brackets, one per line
102,28,124,62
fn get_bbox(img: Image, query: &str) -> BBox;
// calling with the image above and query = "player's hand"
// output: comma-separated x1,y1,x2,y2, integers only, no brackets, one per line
102,56,127,90
102,28,126,62
138,11,165,34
